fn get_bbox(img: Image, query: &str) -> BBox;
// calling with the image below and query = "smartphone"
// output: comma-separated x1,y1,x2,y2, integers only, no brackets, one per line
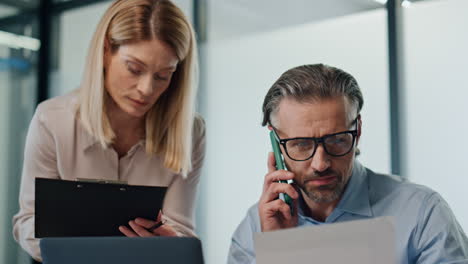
269,131,294,214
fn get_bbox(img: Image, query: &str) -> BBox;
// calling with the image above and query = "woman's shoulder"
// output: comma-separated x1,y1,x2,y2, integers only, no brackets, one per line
193,113,206,140
193,113,205,130
34,91,79,130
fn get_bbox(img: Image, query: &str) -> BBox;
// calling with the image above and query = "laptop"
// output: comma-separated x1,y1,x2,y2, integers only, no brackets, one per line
40,236,204,264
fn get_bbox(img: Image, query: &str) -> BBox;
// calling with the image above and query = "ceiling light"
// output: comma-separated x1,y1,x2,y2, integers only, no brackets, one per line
402,0,412,8
374,0,388,4
0,30,40,51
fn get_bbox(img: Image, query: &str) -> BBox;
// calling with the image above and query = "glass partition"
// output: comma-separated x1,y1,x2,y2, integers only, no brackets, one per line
0,2,39,263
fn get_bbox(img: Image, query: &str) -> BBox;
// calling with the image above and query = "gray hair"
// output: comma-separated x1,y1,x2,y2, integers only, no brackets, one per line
262,64,364,126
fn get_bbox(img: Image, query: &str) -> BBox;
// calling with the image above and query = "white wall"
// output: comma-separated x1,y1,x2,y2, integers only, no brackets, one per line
402,0,468,231
197,9,390,264
206,0,384,41
50,2,111,97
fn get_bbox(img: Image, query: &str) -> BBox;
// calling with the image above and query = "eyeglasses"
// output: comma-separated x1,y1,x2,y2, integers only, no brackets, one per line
271,117,359,161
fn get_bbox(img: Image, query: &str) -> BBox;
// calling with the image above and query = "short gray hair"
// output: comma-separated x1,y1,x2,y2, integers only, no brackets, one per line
262,64,364,126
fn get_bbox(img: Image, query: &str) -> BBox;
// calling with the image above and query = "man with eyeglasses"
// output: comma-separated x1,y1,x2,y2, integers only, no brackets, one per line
227,64,468,264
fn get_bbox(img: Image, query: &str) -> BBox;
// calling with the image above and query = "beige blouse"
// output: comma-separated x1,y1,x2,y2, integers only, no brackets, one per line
12,93,206,261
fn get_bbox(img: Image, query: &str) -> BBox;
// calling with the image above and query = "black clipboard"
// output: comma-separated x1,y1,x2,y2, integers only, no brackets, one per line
35,178,167,238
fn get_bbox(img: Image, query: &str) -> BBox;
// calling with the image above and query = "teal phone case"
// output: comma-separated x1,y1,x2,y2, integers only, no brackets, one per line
269,131,294,214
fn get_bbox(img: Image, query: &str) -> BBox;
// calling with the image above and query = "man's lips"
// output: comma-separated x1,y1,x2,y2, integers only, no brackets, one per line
305,175,337,187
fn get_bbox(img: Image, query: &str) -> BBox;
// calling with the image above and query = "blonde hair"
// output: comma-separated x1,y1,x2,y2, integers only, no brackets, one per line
78,0,198,177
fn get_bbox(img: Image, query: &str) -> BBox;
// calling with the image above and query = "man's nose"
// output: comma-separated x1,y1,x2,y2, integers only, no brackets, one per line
310,144,331,173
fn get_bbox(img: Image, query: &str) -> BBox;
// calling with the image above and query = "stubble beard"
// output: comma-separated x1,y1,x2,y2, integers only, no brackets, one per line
299,175,345,204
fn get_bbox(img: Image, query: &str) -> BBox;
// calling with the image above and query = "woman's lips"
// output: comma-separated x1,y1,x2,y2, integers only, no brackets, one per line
129,97,148,106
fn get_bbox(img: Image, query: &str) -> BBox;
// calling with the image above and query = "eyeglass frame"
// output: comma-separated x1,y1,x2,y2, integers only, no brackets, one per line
270,116,360,162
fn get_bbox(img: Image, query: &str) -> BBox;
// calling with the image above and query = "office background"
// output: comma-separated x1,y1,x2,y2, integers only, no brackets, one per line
0,0,466,263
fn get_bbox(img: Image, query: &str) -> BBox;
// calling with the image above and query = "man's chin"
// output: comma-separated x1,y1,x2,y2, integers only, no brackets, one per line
304,187,342,204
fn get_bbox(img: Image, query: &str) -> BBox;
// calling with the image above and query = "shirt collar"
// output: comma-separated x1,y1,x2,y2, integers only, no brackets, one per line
334,160,373,217
78,120,100,151
79,121,146,153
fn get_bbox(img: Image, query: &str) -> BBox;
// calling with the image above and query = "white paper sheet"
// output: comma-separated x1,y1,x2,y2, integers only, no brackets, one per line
254,216,396,264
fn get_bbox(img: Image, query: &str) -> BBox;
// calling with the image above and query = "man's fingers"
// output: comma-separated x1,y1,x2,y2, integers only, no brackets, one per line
267,152,277,173
277,201,293,221
265,170,294,184
263,170,294,192
261,199,291,220
263,152,295,194
261,182,298,203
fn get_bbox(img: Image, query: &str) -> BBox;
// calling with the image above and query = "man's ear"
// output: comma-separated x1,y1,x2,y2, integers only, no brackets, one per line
356,114,362,144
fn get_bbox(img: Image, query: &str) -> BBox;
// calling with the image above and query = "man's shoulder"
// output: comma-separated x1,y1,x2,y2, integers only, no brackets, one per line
228,203,261,263
366,168,437,204
232,202,261,237
244,202,261,229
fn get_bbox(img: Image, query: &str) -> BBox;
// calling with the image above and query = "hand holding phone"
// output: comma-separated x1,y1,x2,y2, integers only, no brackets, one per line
269,131,294,214
257,132,299,232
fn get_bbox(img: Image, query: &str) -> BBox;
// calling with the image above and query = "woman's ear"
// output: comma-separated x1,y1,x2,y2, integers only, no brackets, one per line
103,39,111,71
104,37,110,53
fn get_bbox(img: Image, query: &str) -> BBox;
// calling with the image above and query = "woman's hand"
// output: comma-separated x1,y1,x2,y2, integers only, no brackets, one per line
119,211,178,237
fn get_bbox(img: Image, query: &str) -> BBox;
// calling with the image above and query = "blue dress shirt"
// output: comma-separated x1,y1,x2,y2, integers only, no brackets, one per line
227,161,468,264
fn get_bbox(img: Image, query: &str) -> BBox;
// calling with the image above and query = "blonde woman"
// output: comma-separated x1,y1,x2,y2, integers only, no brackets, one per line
12,0,205,261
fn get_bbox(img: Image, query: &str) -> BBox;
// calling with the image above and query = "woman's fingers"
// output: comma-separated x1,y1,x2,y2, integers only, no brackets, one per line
151,224,178,237
134,217,156,229
119,225,138,237
128,220,154,237
120,210,177,237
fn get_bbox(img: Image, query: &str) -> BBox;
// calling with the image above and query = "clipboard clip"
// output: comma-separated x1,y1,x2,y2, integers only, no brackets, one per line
75,178,128,185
